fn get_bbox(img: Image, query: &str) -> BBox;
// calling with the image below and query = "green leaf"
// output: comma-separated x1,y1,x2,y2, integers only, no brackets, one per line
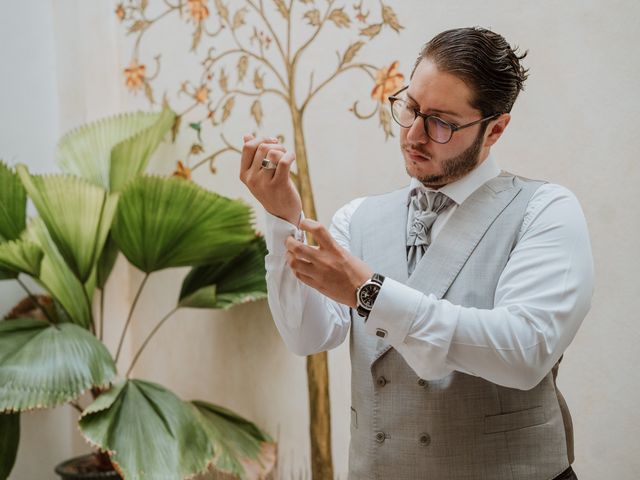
0,412,19,480
56,108,176,192
97,233,119,289
0,319,116,412
79,379,212,480
179,236,267,309
0,239,44,278
23,217,93,329
0,160,27,242
113,176,255,273
191,401,275,479
16,165,119,283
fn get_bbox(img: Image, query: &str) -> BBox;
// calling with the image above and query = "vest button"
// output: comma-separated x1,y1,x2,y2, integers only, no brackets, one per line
376,376,388,387
418,379,427,387
419,433,431,446
375,431,386,443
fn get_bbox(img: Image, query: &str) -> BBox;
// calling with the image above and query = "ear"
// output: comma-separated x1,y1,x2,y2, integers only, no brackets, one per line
483,113,511,148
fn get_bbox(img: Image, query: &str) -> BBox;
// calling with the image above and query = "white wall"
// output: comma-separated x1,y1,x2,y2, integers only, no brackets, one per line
1,1,639,479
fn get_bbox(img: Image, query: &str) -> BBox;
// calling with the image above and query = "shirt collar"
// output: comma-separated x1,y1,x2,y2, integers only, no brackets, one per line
407,155,501,206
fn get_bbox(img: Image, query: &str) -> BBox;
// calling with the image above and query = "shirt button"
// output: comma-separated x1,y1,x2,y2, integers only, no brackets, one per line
418,379,427,387
376,376,388,387
419,433,431,446
375,431,386,443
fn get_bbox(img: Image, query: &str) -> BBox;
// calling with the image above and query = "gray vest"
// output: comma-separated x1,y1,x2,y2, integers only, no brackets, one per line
347,173,572,480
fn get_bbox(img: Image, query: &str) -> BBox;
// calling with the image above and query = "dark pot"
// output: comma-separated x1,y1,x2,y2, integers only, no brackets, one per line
54,453,122,480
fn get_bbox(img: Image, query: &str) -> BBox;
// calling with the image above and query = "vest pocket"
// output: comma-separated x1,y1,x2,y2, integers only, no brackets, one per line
350,406,358,429
484,405,546,434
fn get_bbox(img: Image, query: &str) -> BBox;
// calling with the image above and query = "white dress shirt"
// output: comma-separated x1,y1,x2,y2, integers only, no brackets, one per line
264,156,595,390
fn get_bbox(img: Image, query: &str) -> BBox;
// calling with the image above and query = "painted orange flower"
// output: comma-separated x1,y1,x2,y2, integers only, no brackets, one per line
172,160,192,180
371,61,404,103
115,4,125,21
194,85,209,104
124,60,146,90
188,0,209,22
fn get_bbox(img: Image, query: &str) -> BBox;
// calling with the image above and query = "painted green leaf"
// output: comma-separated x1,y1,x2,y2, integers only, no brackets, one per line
16,165,119,283
0,160,27,243
0,412,19,480
0,239,44,278
56,108,176,192
112,175,255,273
191,401,275,479
23,217,93,329
0,319,116,412
179,236,267,309
79,379,213,480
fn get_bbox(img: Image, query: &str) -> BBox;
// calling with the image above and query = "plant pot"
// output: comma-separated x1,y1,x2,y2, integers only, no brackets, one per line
54,453,122,480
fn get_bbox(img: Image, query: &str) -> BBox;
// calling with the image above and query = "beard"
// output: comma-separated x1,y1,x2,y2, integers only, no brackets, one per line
404,128,485,188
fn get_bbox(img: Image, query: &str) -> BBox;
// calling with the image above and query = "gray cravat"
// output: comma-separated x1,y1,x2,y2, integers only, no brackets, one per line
406,189,454,275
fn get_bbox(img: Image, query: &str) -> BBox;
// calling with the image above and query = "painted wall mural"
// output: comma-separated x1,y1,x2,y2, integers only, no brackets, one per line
116,1,404,477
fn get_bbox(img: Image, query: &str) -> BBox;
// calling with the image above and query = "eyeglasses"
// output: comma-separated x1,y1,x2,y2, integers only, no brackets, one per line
388,86,501,144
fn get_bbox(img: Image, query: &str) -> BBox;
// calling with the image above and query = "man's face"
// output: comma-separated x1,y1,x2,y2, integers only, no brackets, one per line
400,58,490,188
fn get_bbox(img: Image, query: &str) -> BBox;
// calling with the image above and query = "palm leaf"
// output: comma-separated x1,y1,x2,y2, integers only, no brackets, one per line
79,379,213,480
0,412,19,480
0,319,116,412
56,108,176,192
16,164,119,283
191,401,275,479
113,176,255,273
179,236,268,309
24,218,93,329
97,233,119,289
0,160,27,242
0,239,43,279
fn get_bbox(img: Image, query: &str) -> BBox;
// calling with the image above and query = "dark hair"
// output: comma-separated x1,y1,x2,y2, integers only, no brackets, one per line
411,27,529,116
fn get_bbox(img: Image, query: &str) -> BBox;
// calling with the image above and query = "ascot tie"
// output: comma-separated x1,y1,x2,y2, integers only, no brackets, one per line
406,189,454,275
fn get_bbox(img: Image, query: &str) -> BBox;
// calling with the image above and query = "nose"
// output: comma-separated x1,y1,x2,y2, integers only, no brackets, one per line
405,117,428,144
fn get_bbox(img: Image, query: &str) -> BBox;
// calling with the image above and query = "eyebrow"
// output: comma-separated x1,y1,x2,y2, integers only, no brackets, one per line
406,91,463,120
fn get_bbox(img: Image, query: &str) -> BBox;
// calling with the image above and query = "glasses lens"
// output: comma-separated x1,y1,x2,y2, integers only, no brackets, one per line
426,116,453,143
390,99,415,128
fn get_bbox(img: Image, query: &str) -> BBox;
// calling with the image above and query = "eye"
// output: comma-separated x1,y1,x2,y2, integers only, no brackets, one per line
431,116,451,129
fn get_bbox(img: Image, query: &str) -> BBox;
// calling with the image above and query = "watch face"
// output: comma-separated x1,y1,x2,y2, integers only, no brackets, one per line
358,283,380,309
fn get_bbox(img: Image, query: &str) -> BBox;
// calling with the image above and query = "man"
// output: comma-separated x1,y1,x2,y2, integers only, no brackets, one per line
240,27,593,480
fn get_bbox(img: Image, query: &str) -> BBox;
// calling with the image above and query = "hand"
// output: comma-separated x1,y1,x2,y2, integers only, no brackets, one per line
285,219,374,307
239,133,302,225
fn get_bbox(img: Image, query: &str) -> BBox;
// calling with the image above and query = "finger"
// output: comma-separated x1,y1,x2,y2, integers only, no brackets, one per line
242,133,255,143
251,143,286,174
289,255,315,277
272,151,295,183
240,136,278,173
285,236,318,261
299,219,336,251
292,269,317,289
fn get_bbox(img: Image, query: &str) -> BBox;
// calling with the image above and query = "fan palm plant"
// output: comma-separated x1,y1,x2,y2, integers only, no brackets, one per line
0,108,275,480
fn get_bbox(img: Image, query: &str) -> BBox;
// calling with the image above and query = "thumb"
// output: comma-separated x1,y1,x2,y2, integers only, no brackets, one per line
242,133,255,143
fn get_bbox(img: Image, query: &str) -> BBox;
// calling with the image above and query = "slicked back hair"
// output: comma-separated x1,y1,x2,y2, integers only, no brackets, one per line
412,27,529,116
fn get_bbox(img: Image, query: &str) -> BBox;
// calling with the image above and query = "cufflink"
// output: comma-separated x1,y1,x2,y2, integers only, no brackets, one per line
375,328,387,338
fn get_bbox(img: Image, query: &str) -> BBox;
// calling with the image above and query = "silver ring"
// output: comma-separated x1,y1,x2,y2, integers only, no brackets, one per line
261,159,277,170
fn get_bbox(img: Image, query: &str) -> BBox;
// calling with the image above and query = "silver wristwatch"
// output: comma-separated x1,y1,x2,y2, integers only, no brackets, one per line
356,273,385,320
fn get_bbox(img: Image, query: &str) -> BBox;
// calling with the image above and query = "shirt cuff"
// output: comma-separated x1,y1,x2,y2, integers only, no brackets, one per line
264,211,305,255
363,277,422,345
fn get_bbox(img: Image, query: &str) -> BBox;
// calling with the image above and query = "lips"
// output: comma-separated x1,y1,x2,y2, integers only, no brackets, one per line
404,147,431,162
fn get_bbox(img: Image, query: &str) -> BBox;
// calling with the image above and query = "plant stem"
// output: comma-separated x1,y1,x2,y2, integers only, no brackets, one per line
69,401,83,414
16,277,56,324
99,287,105,341
125,306,179,378
114,273,150,364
